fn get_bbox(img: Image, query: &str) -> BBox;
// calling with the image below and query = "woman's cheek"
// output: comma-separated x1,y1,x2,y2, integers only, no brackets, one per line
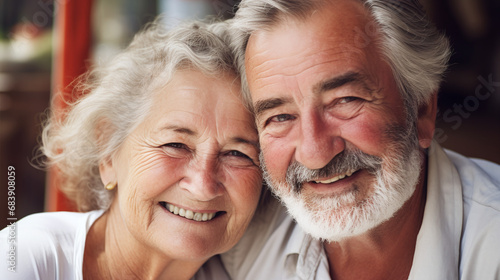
126,153,188,199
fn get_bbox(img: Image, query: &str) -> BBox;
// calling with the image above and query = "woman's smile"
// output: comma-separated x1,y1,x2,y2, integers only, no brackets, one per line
159,202,223,222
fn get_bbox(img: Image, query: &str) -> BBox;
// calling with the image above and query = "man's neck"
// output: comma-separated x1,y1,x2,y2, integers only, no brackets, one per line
324,164,428,280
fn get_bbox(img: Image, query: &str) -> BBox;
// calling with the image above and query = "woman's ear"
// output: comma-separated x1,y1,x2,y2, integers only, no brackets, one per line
95,119,117,185
417,92,438,149
99,157,116,186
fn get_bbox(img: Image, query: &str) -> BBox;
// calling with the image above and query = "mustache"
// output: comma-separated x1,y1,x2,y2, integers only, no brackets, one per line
285,146,382,193
259,122,418,194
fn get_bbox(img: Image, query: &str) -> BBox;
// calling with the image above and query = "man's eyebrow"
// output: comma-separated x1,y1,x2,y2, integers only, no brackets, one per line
313,71,373,94
253,97,291,119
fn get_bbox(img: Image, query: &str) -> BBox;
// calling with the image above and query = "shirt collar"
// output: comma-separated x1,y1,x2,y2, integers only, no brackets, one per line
408,141,463,279
284,221,325,279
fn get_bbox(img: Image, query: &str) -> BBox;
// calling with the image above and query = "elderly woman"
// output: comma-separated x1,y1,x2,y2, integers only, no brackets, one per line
0,19,263,279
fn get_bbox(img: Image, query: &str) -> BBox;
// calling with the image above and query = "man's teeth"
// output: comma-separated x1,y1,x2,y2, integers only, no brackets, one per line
166,203,216,222
314,170,356,184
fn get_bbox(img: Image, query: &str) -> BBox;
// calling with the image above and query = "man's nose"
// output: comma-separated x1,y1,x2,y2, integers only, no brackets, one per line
181,153,224,201
295,110,344,170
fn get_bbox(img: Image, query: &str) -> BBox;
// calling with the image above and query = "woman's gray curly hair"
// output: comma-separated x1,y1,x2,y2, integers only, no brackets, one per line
230,0,451,121
40,19,238,211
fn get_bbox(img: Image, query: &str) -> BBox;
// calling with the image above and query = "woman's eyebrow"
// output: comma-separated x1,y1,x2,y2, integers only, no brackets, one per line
159,126,259,149
229,137,260,150
160,125,196,136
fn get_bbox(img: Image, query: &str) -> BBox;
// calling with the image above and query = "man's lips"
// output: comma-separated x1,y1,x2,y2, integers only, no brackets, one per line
159,202,224,222
311,169,358,184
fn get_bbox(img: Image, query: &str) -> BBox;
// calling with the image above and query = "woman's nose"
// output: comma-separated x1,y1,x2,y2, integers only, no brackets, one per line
180,153,224,201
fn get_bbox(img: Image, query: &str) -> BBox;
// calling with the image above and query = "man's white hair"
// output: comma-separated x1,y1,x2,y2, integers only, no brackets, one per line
230,0,451,121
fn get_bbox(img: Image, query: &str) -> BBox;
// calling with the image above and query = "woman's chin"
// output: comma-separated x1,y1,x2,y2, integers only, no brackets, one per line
146,206,233,260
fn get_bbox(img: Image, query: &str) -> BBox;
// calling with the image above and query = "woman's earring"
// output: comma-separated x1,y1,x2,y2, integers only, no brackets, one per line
105,182,117,190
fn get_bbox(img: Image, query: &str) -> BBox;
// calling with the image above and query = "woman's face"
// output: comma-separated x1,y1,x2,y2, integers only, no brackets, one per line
102,70,262,261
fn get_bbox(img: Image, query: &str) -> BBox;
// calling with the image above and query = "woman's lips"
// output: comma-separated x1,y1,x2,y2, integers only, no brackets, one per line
159,202,223,222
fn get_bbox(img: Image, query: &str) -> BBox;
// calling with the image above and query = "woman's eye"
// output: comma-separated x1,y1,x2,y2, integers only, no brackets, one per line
163,143,188,150
227,150,250,159
161,142,191,158
225,150,257,167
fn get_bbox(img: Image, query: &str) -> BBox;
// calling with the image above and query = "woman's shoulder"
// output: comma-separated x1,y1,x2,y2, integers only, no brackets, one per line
15,210,101,231
0,210,104,279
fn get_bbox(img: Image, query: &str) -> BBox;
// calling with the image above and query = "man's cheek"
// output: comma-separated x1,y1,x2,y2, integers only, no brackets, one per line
262,142,290,175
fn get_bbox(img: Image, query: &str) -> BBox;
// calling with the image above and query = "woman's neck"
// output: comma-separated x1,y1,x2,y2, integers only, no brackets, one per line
83,208,207,280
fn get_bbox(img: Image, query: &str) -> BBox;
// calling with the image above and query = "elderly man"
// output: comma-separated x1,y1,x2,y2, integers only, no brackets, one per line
221,0,500,279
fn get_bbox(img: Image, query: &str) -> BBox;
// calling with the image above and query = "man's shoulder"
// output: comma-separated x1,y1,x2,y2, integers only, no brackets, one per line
444,148,500,210
441,148,500,278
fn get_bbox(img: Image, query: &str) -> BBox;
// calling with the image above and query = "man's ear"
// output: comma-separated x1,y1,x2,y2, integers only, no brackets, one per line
417,92,438,149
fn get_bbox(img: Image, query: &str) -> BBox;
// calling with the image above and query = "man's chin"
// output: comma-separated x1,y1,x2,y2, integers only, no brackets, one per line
277,180,414,242
280,194,375,242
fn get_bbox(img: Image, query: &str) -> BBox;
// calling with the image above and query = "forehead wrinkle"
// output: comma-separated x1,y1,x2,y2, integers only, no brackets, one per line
250,50,370,116
152,110,207,136
313,71,377,96
251,44,367,85
247,0,376,69
250,48,320,77
215,118,259,146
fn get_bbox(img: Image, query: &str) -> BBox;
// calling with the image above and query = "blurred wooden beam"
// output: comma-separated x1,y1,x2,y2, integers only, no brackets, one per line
45,0,93,212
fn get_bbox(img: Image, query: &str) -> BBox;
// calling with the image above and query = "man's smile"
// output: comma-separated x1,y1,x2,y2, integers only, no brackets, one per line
312,169,358,184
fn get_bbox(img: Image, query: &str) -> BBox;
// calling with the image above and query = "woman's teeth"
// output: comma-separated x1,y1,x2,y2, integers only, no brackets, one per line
314,169,357,184
164,203,216,222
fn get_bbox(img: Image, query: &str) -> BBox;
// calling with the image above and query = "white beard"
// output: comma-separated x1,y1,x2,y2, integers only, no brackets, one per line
261,124,423,242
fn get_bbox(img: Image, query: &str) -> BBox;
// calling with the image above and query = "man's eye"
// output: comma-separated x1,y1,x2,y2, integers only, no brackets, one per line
327,96,365,120
338,96,361,104
268,114,295,124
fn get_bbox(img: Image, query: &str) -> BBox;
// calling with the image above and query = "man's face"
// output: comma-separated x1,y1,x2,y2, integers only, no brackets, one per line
245,0,428,241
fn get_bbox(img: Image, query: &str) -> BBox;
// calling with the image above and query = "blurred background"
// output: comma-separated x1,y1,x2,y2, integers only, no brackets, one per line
0,0,499,225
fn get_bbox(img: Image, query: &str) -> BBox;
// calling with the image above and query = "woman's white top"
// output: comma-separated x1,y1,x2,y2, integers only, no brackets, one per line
0,210,229,279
